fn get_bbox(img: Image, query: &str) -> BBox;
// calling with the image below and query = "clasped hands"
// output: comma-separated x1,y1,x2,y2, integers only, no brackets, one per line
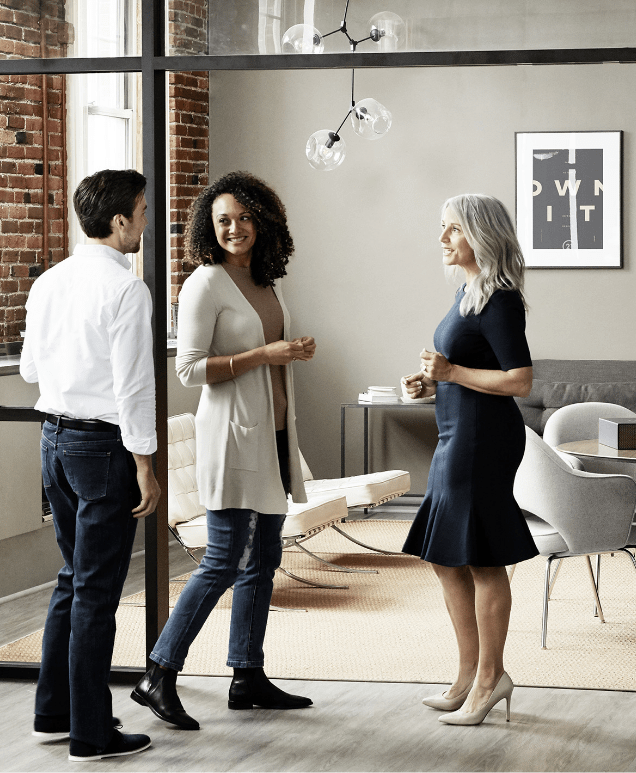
402,348,453,398
263,336,316,365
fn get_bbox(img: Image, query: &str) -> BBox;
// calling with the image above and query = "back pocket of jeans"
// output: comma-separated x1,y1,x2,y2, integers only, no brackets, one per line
227,421,259,472
62,450,111,501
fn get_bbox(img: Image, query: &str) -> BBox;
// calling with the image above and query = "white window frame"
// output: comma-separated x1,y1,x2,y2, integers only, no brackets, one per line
66,0,140,271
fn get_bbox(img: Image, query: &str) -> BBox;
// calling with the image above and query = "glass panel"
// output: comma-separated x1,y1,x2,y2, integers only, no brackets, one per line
0,69,140,346
0,0,139,60
0,67,148,671
167,0,636,56
87,113,131,171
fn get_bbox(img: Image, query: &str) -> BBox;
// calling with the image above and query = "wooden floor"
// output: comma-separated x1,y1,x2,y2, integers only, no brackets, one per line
2,504,636,772
3,676,636,772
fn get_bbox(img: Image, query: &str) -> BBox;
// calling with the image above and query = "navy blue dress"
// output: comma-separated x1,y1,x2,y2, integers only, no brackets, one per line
402,287,539,567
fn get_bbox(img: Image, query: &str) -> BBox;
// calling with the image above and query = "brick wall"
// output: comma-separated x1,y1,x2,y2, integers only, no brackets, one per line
0,0,69,342
169,70,209,306
0,1,211,341
168,0,210,306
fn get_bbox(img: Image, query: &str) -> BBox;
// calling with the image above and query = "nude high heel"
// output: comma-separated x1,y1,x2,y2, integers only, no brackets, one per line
438,672,513,725
422,680,474,711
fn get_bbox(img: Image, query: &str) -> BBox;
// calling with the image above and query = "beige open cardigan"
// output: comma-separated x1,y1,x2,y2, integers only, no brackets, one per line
175,264,307,514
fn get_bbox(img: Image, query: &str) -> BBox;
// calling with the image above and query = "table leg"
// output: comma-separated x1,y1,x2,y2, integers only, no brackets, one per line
363,405,369,475
363,406,369,514
340,405,346,478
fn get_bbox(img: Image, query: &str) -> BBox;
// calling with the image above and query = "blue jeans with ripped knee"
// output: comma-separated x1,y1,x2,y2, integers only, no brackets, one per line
150,509,286,670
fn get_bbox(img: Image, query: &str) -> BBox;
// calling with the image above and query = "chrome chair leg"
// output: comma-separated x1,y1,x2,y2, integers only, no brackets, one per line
616,547,636,570
269,602,307,613
547,557,562,600
584,555,605,623
541,555,556,649
330,524,401,555
295,540,378,574
593,553,601,617
276,566,349,590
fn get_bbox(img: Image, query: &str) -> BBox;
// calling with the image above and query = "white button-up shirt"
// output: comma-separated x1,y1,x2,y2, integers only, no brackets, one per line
20,244,157,455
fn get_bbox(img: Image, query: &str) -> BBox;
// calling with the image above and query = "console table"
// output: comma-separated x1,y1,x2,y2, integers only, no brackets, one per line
340,401,436,486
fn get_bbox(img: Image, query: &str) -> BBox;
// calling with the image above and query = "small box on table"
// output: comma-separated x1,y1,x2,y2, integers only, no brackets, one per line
598,418,636,450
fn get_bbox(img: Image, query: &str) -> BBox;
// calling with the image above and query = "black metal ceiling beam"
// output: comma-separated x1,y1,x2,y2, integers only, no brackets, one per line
153,47,636,71
1,47,635,77
0,57,142,74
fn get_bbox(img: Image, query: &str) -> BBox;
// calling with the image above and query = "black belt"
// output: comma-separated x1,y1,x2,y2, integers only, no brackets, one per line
45,414,118,433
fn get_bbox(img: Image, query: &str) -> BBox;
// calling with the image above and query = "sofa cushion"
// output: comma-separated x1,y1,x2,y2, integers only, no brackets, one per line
516,360,636,435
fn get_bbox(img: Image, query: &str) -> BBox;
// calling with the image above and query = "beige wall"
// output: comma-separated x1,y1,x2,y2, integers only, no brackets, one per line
208,62,635,481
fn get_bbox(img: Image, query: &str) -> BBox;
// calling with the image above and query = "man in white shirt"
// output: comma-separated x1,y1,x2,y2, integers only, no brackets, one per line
20,169,161,762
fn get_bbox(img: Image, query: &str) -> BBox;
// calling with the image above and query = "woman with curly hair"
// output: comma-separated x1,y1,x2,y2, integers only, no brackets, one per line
132,172,316,729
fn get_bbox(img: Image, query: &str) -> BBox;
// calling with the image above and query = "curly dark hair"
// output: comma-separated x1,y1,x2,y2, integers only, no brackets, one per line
184,171,294,287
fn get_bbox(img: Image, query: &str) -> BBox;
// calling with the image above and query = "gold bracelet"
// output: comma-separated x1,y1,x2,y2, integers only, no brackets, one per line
229,356,236,377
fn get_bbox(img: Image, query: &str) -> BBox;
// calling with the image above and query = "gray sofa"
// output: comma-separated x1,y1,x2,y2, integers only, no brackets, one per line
516,359,636,436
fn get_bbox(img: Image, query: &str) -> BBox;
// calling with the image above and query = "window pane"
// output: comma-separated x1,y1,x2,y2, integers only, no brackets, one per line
0,71,140,345
0,68,147,673
166,0,636,56
86,114,130,173
0,0,139,60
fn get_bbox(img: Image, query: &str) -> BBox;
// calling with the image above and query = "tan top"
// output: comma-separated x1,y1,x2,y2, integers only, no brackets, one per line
222,262,288,431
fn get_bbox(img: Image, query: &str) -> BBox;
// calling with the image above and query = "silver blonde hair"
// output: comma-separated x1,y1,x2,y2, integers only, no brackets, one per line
442,194,528,317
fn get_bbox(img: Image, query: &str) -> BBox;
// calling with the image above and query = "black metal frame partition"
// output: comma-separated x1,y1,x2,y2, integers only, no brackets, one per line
0,0,634,682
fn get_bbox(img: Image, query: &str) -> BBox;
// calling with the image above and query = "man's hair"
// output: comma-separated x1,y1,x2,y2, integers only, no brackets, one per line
73,169,147,239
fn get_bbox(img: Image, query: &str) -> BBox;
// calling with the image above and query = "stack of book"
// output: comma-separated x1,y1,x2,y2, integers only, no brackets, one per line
358,386,400,403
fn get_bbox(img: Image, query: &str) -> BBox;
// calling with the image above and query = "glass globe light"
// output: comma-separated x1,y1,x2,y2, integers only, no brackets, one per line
305,130,346,171
369,12,405,52
351,98,392,140
281,24,324,54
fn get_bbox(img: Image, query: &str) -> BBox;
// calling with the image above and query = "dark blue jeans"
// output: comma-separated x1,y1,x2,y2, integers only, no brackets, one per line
35,421,139,749
150,509,286,671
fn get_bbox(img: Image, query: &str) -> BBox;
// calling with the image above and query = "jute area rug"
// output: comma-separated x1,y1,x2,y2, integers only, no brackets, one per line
2,520,636,691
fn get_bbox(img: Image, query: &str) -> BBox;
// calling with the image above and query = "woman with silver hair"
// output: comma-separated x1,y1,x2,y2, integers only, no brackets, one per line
402,193,538,726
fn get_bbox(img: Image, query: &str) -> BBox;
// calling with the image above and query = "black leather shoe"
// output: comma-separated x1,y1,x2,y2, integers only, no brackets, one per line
228,667,313,710
68,729,151,761
33,714,121,742
131,662,199,730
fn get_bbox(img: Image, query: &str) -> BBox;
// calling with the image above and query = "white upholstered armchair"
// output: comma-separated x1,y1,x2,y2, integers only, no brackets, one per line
513,426,636,648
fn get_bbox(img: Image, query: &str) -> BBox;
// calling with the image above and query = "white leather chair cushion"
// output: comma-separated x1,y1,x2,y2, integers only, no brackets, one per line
283,494,348,539
174,514,208,549
167,413,205,529
304,470,411,508
174,495,349,549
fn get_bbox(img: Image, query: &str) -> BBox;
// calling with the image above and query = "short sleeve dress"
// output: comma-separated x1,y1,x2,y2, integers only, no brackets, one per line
402,286,539,567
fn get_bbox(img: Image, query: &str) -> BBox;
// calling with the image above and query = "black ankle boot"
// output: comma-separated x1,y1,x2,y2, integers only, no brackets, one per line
131,662,199,730
228,667,313,711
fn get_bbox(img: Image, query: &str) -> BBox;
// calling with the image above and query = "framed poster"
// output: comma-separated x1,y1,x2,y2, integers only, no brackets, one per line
515,131,622,268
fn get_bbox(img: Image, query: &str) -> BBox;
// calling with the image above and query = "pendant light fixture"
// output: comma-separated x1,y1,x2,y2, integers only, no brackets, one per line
282,1,405,171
